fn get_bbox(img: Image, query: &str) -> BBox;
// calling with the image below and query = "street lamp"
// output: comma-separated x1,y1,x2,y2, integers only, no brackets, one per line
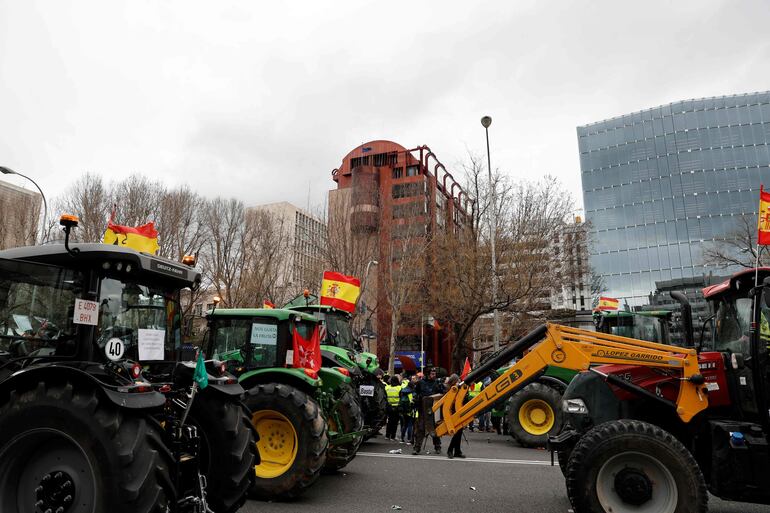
0,166,48,244
480,116,499,351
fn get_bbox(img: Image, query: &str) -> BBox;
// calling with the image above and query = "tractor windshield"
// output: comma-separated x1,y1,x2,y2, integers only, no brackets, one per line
210,317,279,367
0,259,83,358
713,297,753,354
321,311,354,350
97,275,182,361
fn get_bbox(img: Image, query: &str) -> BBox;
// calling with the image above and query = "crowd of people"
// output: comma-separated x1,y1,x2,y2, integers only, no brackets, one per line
379,366,509,459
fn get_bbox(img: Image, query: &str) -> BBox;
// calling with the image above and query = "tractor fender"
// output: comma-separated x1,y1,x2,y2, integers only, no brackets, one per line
0,364,166,410
238,367,319,397
537,375,570,393
202,380,246,398
317,367,351,394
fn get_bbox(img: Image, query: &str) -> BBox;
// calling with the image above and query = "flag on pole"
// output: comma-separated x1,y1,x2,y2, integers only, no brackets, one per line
263,299,275,309
193,350,208,390
758,185,770,245
104,219,160,255
596,296,619,311
320,271,361,313
292,325,321,371
460,357,471,380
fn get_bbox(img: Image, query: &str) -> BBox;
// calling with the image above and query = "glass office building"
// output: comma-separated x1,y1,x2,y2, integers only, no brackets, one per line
579,91,770,305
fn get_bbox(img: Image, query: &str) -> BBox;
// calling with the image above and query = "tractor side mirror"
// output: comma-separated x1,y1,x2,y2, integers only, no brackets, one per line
763,277,770,308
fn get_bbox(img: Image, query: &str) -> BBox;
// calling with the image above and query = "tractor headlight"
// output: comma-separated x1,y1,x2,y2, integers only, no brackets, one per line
564,398,588,414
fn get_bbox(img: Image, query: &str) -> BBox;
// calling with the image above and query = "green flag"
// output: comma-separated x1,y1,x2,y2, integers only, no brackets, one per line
193,350,208,389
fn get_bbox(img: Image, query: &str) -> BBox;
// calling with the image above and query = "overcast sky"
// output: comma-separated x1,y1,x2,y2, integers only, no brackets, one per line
1,0,769,215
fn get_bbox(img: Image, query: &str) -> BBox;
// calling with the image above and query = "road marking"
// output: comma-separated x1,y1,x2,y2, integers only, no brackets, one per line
356,452,554,466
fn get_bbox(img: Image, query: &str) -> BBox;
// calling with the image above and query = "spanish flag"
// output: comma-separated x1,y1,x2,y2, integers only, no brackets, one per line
596,296,619,311
103,220,160,255
320,271,361,313
263,299,275,309
758,185,770,245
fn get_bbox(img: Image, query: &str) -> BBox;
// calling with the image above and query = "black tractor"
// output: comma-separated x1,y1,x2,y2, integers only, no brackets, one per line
0,215,256,513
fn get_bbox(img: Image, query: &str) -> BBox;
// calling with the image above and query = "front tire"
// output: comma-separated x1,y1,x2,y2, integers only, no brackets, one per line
188,389,256,513
0,380,174,513
508,382,563,447
324,382,364,472
566,420,707,513
361,377,387,439
244,383,328,499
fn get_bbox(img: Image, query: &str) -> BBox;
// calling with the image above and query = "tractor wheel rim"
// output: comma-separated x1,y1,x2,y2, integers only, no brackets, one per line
0,429,96,513
596,451,678,513
518,399,554,435
252,409,299,479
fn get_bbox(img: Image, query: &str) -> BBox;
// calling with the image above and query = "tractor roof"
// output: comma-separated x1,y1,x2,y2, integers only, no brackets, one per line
288,304,352,318
702,267,770,299
0,243,200,288
594,310,672,319
209,308,319,323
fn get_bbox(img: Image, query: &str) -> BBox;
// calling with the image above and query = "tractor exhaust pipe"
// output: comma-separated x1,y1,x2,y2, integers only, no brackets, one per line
670,291,694,348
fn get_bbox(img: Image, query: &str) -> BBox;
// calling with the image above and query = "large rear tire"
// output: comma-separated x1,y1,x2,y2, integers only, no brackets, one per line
324,382,364,472
508,382,563,448
244,383,327,500
188,389,256,513
566,420,707,513
361,377,387,439
0,380,174,513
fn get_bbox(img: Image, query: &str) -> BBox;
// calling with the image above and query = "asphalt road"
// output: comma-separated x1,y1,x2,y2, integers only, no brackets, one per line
240,430,770,513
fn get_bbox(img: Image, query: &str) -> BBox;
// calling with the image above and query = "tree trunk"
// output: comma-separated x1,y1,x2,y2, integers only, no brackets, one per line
388,311,398,375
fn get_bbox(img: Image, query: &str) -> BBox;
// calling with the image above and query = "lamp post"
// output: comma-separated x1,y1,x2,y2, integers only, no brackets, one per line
480,116,499,352
0,166,48,244
358,260,379,310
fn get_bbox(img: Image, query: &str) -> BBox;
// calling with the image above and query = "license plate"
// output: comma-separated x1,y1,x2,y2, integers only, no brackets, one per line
359,385,375,397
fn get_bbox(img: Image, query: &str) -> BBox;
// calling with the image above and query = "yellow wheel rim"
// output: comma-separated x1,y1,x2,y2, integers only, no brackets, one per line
518,399,555,436
252,409,298,478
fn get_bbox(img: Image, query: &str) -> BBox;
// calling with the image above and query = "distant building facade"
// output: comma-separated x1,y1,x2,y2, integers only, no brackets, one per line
580,91,770,305
249,201,325,293
330,140,471,370
0,178,42,249
551,216,593,312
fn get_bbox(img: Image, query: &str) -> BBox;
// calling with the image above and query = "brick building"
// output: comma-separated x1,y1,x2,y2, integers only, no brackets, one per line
329,140,471,371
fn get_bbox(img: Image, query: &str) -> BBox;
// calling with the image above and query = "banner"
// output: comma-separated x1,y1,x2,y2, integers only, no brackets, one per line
320,271,361,313
292,326,321,371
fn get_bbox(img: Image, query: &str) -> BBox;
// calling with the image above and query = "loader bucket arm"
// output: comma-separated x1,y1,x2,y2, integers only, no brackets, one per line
433,323,708,437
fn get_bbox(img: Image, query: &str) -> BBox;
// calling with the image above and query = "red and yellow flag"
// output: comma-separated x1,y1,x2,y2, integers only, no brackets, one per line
758,185,770,245
320,271,361,313
104,220,160,255
596,296,619,311
263,299,275,309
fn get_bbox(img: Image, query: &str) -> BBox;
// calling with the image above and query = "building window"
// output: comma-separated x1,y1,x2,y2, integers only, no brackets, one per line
193,304,203,316
406,165,419,177
206,303,215,310
392,182,424,199
392,167,403,179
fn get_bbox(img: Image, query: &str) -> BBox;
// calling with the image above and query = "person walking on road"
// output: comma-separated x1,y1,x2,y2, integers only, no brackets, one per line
384,376,401,440
444,374,466,459
399,374,416,444
412,367,444,455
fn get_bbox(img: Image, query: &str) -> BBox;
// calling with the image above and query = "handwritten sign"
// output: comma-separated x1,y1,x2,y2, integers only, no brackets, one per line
138,329,165,361
251,323,277,346
73,299,99,326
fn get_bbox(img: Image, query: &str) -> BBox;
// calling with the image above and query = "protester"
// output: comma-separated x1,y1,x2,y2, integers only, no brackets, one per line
399,374,417,444
384,376,401,440
412,367,444,455
444,373,466,458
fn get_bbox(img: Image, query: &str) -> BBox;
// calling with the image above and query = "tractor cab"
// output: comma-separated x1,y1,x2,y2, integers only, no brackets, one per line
0,242,199,368
593,310,673,345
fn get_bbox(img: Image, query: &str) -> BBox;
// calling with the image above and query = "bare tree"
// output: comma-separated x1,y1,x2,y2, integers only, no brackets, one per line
54,173,112,242
427,155,575,371
110,174,166,228
382,220,431,374
702,214,766,268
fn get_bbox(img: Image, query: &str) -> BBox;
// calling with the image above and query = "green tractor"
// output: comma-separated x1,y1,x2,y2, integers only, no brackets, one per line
205,307,365,500
503,309,675,448
286,301,388,439
0,219,256,513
